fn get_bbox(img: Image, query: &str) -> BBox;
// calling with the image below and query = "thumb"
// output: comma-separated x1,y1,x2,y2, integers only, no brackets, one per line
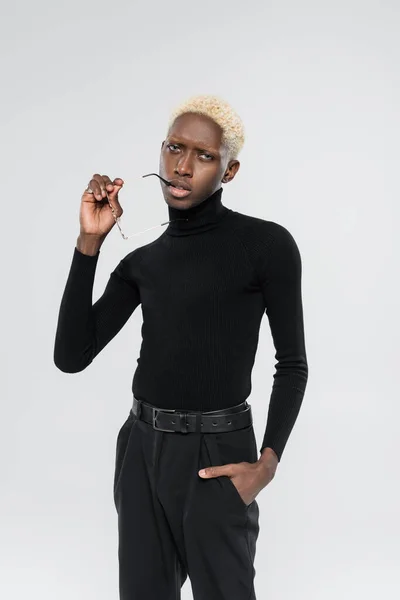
108,178,124,201
198,464,234,478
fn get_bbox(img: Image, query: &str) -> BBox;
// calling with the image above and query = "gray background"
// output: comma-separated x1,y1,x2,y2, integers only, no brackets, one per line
1,0,399,598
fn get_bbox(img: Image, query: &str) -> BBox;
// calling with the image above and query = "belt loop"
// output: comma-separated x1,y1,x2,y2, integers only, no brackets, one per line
180,412,188,433
136,399,142,420
195,413,202,433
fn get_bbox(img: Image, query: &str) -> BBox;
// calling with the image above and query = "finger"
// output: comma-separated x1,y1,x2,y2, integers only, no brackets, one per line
87,181,103,201
102,174,114,194
199,464,235,478
102,175,124,194
89,175,124,201
92,173,108,199
83,185,96,198
107,177,124,200
89,175,104,200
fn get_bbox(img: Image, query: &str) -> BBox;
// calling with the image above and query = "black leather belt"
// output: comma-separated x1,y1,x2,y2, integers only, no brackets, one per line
131,395,252,434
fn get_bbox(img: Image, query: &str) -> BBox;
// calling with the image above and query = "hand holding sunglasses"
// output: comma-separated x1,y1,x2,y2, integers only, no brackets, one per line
82,173,187,241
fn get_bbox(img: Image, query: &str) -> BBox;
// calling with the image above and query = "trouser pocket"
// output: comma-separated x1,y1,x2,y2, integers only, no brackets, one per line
113,411,138,499
204,424,258,510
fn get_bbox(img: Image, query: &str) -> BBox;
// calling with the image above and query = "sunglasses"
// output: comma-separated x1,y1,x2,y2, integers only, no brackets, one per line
105,173,188,239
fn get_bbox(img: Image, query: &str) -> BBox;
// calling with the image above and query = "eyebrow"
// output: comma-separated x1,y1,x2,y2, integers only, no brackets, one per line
168,137,220,156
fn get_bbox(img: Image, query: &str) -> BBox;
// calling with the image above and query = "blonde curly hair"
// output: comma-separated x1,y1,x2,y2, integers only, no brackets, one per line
166,94,245,163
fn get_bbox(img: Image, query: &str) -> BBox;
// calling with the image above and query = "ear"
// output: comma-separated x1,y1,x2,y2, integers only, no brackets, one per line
222,160,240,183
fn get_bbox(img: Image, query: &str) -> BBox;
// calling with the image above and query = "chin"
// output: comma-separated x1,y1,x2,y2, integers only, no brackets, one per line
167,199,194,210
163,192,195,208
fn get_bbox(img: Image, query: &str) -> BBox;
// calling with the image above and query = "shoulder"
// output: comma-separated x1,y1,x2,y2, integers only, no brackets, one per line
223,210,303,284
225,209,300,254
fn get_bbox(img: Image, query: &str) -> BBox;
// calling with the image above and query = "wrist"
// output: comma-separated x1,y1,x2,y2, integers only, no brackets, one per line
76,233,106,256
255,447,278,486
259,447,279,465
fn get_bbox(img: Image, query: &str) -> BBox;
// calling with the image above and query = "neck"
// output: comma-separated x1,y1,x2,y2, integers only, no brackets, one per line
165,187,229,237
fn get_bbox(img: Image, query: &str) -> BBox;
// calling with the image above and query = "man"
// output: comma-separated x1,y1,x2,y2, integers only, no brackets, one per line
54,94,308,600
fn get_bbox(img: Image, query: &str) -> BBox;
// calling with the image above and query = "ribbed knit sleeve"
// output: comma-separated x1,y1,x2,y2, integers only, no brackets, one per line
53,247,141,373
256,224,308,461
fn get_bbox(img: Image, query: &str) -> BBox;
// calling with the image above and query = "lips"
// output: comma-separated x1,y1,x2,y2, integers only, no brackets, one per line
168,179,192,191
169,186,192,198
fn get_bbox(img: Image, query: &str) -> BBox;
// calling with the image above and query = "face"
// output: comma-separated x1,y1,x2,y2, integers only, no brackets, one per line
159,112,240,210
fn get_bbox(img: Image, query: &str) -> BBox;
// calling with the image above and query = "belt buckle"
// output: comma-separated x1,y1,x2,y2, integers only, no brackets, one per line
152,408,176,432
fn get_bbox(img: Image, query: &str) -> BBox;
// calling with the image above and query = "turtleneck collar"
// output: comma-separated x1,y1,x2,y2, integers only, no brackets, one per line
165,187,229,236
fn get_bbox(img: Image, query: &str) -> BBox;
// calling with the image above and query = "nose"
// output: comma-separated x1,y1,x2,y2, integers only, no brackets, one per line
174,153,193,177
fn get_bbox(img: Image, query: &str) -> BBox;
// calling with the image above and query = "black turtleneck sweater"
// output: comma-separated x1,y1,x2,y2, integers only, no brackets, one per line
53,187,308,461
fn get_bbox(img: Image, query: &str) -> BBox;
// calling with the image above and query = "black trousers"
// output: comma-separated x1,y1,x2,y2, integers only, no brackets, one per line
113,402,260,600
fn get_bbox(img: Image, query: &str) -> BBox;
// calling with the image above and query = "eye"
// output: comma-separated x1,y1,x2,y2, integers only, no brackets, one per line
166,143,214,161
